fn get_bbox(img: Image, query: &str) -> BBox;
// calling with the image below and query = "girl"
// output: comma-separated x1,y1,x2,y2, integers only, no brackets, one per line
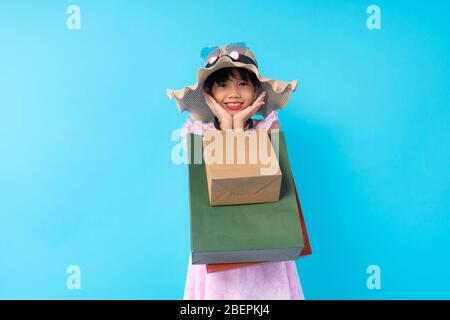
167,43,303,299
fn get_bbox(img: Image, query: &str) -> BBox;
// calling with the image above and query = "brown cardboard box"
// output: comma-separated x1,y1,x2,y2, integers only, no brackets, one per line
202,129,282,206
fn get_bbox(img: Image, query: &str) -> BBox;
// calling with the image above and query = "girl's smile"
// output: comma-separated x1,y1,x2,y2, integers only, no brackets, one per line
224,101,244,111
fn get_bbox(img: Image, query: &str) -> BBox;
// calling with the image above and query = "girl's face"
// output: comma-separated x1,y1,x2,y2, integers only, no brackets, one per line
210,71,256,116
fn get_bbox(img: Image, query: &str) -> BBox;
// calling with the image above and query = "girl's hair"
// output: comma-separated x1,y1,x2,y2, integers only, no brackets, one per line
203,67,260,94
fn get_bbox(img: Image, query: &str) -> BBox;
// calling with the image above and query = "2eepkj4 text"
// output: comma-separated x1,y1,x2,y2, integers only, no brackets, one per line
180,304,270,317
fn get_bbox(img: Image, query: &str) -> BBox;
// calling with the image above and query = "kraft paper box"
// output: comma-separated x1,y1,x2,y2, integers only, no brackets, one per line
202,129,282,206
187,131,304,265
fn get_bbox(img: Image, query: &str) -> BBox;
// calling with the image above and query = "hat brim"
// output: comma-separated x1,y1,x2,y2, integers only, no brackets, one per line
167,56,298,122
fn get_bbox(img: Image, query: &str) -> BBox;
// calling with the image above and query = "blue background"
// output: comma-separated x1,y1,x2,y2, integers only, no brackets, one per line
0,0,448,299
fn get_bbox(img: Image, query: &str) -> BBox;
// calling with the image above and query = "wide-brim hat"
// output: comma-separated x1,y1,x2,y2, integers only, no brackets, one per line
166,43,298,122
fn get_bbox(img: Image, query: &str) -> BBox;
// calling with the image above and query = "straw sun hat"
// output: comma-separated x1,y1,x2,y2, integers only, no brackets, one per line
167,43,298,122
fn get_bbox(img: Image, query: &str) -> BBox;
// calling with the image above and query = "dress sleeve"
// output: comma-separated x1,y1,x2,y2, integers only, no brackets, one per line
181,118,217,149
254,111,279,130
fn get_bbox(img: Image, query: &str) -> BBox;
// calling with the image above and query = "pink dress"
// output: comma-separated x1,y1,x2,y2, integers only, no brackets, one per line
182,111,305,300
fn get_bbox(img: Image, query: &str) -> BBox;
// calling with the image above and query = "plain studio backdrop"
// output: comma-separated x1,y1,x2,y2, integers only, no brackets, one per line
0,0,448,299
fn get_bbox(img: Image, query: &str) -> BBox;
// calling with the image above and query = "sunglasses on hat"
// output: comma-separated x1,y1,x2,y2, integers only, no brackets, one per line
200,42,258,68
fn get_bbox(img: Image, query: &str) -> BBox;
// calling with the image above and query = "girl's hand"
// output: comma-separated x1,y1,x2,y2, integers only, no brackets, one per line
203,93,233,130
232,91,266,130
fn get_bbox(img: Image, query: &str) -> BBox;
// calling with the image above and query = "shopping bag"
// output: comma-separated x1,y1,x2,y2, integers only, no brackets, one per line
187,131,305,265
206,178,312,273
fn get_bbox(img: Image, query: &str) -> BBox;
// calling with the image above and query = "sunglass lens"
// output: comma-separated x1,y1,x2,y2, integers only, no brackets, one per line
229,50,239,60
208,55,218,65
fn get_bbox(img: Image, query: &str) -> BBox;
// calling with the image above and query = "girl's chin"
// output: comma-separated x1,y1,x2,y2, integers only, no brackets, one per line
222,104,247,114
224,110,241,117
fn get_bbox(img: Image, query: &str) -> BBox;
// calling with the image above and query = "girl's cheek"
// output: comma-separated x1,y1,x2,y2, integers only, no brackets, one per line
247,94,256,106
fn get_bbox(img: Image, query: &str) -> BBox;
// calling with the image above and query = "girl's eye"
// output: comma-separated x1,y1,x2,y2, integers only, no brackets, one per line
216,82,227,87
240,82,249,86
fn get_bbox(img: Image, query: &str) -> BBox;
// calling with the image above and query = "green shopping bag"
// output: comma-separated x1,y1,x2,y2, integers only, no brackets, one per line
187,131,304,264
